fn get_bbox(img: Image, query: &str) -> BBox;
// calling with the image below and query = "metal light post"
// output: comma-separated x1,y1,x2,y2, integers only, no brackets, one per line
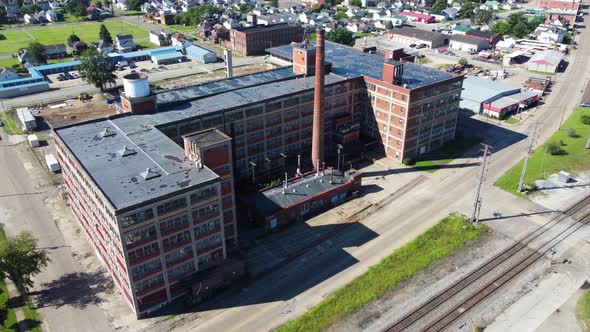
265,157,271,181
337,144,343,171
249,162,257,184
297,154,301,175
280,152,287,173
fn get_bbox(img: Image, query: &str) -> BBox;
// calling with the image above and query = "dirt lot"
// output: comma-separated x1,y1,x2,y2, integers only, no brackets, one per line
39,94,117,128
156,63,277,89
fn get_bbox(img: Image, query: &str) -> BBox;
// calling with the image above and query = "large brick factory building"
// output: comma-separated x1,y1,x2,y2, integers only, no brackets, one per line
53,30,463,318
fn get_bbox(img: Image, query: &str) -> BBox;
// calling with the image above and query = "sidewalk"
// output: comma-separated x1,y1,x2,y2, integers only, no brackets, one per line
4,279,30,332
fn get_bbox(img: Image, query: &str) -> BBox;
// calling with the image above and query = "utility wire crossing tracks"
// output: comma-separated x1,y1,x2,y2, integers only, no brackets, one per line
386,195,590,332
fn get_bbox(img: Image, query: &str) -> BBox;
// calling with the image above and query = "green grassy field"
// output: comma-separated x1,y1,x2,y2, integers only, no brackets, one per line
0,112,23,135
496,107,590,196
0,57,20,68
277,213,488,332
0,21,148,55
0,31,35,54
578,290,590,331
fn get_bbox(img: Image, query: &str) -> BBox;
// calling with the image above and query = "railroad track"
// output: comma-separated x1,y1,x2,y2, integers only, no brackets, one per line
386,194,590,332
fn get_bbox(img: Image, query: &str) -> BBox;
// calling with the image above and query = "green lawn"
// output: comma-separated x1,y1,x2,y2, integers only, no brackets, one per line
355,32,373,38
0,279,18,332
496,107,590,196
123,10,144,16
62,14,88,23
0,57,20,68
578,290,590,331
277,213,488,332
504,116,520,124
0,112,23,135
0,31,35,54
135,40,158,50
0,21,148,55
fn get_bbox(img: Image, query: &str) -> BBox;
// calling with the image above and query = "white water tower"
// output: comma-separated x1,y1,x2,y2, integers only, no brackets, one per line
123,73,150,98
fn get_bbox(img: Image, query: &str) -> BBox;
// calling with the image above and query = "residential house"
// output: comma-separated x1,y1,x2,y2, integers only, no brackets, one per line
2,2,20,22
17,49,32,64
149,30,170,46
480,0,500,10
72,41,88,55
23,14,38,24
116,34,135,52
532,24,566,43
45,9,58,22
453,25,473,35
442,7,458,19
45,44,68,59
346,7,365,18
0,68,19,82
430,11,449,21
95,40,113,53
48,0,59,10
171,33,186,46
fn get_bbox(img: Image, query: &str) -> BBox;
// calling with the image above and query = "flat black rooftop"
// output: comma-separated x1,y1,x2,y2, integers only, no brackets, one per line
55,72,346,211
254,170,352,216
156,67,297,106
266,41,456,88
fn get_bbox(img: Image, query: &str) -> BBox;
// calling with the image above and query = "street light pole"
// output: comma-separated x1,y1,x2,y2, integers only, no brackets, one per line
337,144,343,171
249,162,256,184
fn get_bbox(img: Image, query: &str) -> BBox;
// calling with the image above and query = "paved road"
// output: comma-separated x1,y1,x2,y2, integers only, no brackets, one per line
0,131,113,332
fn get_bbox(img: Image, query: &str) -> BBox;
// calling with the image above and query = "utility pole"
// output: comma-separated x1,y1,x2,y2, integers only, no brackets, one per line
517,121,537,193
471,143,492,225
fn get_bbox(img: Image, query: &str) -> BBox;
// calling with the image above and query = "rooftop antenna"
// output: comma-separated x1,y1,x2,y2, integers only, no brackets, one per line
297,154,301,176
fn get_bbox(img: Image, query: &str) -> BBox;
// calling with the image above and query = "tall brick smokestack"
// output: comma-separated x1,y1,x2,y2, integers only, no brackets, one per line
311,28,325,168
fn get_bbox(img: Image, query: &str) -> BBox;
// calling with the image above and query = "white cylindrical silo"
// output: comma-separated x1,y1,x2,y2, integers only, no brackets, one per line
123,73,150,98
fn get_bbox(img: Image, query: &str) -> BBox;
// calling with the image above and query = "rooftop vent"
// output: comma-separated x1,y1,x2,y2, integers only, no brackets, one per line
140,167,161,180
118,146,137,157
100,127,116,138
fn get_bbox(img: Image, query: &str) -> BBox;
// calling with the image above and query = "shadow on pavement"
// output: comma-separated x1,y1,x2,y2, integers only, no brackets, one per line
33,271,112,309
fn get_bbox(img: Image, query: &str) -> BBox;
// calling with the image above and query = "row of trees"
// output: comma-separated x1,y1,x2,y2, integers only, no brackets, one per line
173,5,224,27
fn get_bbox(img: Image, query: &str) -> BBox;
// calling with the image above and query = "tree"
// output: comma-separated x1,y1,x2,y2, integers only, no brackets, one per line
0,5,6,24
349,0,362,6
99,24,113,44
430,0,447,13
239,4,254,13
67,33,81,46
472,9,493,25
311,3,326,12
385,20,394,30
335,12,347,21
459,2,477,19
326,28,355,46
28,42,46,64
125,0,147,10
0,231,50,301
458,57,469,66
173,5,224,26
81,46,99,57
490,21,511,35
79,54,116,91
65,0,90,17
270,0,279,7
512,21,530,38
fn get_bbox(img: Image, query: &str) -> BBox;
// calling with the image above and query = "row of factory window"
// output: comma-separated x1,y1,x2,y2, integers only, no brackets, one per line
121,185,218,228
134,246,226,295
131,232,223,280
124,201,220,247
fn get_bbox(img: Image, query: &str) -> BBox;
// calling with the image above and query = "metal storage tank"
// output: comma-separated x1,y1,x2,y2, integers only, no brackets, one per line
123,73,149,98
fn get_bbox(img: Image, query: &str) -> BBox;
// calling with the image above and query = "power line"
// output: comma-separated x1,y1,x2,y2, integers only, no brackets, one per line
517,121,538,193
471,143,492,225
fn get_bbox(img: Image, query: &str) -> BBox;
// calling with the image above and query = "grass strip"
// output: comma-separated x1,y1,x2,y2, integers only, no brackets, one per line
496,107,590,196
277,213,488,332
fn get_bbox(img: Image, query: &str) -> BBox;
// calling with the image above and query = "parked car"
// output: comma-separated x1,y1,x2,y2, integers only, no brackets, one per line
579,103,590,108
409,43,417,48
416,43,427,49
71,72,79,79
129,62,137,69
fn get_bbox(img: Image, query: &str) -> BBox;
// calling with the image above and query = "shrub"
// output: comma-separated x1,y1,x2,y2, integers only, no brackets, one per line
567,127,578,137
545,141,565,155
402,157,415,165
582,114,590,125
